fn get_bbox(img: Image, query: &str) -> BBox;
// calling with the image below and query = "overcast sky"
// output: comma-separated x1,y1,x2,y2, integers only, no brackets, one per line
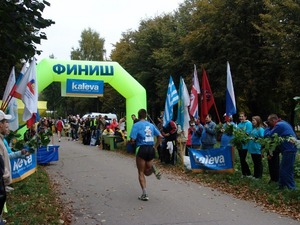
36,0,183,62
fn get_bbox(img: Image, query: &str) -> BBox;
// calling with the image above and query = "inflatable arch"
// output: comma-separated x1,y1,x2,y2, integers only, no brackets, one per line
37,59,147,137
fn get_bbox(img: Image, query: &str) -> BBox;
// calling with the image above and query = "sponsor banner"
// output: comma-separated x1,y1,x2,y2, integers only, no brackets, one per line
11,153,37,183
66,79,104,97
37,145,59,164
189,146,234,173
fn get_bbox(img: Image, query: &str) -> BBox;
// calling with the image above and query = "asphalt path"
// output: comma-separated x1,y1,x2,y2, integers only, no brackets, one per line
45,137,299,225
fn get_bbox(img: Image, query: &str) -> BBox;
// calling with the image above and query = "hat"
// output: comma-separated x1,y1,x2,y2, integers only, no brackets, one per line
223,113,232,118
0,110,12,121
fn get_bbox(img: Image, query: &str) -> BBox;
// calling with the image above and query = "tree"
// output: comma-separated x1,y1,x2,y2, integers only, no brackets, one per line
71,27,105,61
0,0,54,95
255,0,300,121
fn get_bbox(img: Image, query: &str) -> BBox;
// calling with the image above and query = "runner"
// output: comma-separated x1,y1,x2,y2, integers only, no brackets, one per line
130,109,162,201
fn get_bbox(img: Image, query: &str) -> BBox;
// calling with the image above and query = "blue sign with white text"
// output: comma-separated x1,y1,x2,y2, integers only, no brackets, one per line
11,153,37,182
66,79,104,96
189,146,233,171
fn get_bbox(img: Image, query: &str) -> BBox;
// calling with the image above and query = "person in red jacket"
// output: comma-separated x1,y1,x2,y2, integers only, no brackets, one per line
55,117,64,142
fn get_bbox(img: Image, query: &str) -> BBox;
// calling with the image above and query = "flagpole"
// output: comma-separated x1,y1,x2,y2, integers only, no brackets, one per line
213,101,221,124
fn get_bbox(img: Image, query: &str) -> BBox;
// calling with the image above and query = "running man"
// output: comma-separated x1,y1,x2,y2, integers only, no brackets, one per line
130,109,162,201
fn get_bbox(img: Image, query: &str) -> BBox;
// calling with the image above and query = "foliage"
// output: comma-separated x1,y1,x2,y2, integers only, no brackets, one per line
71,27,105,61
231,129,299,156
0,0,54,95
230,128,250,149
7,129,52,153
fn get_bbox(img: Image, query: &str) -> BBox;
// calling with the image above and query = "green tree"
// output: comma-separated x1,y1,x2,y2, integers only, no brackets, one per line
255,0,300,122
71,27,105,61
111,14,189,118
0,0,54,96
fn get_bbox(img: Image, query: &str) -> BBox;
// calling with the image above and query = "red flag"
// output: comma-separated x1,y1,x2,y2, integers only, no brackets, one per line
200,68,215,123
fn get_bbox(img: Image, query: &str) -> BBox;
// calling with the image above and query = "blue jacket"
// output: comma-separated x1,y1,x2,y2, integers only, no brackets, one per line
201,121,217,146
191,124,203,146
264,120,297,153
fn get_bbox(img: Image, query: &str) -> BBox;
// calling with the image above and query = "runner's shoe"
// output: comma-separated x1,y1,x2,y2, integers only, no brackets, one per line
138,194,149,201
152,165,162,180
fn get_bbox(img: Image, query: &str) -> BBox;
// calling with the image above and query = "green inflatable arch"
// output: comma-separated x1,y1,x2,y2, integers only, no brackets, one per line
37,59,147,137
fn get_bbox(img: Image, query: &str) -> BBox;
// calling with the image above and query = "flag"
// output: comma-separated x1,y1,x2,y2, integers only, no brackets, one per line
1,63,27,111
225,62,236,119
163,76,179,127
11,63,28,100
15,59,38,128
1,67,19,131
177,76,190,137
189,65,200,119
200,68,215,124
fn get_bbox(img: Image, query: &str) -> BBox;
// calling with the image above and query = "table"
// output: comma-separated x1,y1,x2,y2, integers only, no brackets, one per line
103,135,117,150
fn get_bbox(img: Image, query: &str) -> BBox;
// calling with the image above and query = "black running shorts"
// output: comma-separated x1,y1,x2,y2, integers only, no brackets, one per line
136,145,155,161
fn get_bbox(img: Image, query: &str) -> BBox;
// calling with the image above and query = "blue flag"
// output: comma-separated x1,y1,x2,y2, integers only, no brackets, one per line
163,76,179,127
177,77,190,136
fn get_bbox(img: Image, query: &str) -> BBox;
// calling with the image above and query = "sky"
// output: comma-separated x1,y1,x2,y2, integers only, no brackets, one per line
36,0,183,62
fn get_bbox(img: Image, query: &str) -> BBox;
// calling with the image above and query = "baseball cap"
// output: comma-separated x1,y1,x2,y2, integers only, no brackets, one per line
0,110,12,121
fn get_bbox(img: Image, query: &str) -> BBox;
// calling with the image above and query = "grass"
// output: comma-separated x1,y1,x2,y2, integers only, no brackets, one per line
3,148,300,224
4,166,66,225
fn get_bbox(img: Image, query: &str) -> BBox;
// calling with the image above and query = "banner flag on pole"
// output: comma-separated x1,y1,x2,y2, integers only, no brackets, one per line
1,67,19,131
225,61,236,119
177,76,190,137
200,68,215,124
14,59,38,128
163,76,179,127
189,65,200,119
8,63,27,100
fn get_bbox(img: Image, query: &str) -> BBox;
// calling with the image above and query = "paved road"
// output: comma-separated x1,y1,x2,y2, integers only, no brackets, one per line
46,138,299,225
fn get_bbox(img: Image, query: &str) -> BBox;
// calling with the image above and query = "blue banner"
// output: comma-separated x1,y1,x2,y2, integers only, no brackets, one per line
11,153,37,183
66,79,104,96
189,146,234,173
37,145,59,164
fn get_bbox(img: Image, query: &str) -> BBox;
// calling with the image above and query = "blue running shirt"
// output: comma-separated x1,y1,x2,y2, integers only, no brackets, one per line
130,120,161,146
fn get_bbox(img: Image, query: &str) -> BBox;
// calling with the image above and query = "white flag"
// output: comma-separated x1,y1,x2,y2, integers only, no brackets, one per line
2,67,19,131
21,59,38,125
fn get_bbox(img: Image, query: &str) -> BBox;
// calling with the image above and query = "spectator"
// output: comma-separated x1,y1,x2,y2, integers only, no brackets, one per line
118,117,126,132
248,116,264,179
191,120,203,150
24,124,36,142
131,114,139,124
236,112,252,177
220,114,236,148
201,114,217,149
185,121,194,156
0,110,12,215
161,119,177,165
264,114,298,189
63,122,71,140
102,126,114,149
109,118,119,132
114,127,125,143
